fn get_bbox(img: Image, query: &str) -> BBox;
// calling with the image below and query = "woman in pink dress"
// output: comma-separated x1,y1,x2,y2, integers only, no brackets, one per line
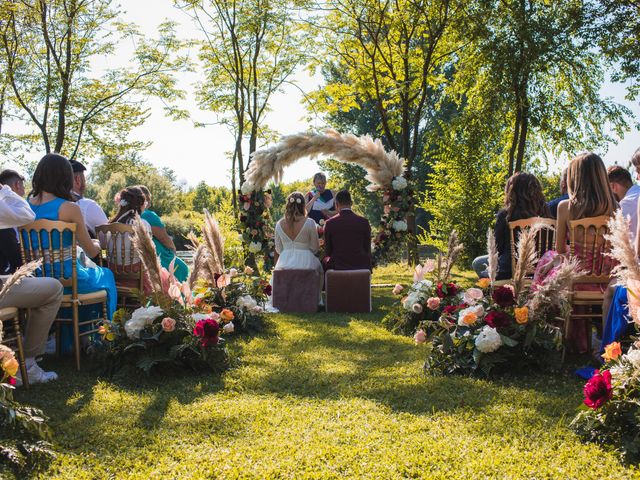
541,152,618,352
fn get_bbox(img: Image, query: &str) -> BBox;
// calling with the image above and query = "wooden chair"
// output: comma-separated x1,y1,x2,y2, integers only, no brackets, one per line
96,224,144,308
493,217,556,287
0,307,28,388
18,220,108,371
566,215,613,358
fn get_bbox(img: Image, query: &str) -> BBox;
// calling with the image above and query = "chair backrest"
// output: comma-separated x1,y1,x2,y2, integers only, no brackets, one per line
18,219,77,294
569,215,613,284
95,223,144,291
508,217,556,275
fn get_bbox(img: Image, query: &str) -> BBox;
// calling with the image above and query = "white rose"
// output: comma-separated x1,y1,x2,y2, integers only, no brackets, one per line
237,295,257,311
252,305,263,314
248,241,262,253
223,322,235,334
192,313,211,322
624,348,640,369
229,268,238,277
391,176,408,190
474,326,502,353
392,220,408,232
241,182,255,195
124,305,164,339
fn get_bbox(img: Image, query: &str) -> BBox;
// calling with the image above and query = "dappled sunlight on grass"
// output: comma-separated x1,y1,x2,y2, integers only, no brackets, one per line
11,279,640,478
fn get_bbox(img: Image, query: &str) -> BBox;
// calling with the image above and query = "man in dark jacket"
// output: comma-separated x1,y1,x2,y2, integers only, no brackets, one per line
322,190,372,271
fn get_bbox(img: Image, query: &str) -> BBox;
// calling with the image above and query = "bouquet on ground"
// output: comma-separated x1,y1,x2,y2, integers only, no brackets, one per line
0,269,54,476
382,231,464,335
571,341,640,463
415,225,575,376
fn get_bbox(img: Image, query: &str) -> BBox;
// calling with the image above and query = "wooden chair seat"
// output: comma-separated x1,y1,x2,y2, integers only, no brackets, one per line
0,307,28,388
61,289,108,306
571,290,606,302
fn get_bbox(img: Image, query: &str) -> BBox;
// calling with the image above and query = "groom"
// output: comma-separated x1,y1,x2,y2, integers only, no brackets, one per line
322,190,372,271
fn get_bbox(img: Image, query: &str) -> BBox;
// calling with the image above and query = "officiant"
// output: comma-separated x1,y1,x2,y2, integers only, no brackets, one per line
305,172,336,225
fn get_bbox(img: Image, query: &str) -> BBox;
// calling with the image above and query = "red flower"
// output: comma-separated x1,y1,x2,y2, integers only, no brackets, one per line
485,310,512,328
584,370,613,409
443,303,465,315
492,286,515,307
193,318,220,347
436,282,458,298
263,284,272,296
8,377,16,386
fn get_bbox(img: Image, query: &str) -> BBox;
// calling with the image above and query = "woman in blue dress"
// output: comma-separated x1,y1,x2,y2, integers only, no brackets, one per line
26,153,117,320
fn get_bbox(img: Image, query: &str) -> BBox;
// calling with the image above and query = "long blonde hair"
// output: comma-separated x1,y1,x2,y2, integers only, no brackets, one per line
567,152,617,219
284,192,306,226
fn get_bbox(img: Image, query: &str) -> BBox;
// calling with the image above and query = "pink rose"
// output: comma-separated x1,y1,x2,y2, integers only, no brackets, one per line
161,317,176,332
412,303,423,314
223,322,235,334
383,194,390,202
243,202,251,211
209,311,221,321
392,284,404,295
463,287,484,305
384,205,391,215
423,260,436,273
414,329,427,344
426,297,441,310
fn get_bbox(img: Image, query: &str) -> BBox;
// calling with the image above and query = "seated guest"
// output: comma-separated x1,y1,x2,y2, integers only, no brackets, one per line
137,185,189,282
69,159,108,236
103,186,152,294
602,148,640,353
26,153,117,319
608,165,640,243
547,169,569,219
554,152,617,353
322,190,372,271
0,181,63,384
0,169,26,274
472,172,551,280
305,172,336,225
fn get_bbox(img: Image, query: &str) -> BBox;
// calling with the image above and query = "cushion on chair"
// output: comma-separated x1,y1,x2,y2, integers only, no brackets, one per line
325,269,371,313
272,270,320,313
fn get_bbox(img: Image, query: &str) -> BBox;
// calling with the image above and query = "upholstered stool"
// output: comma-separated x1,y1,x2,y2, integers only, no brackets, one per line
272,269,320,313
325,269,371,313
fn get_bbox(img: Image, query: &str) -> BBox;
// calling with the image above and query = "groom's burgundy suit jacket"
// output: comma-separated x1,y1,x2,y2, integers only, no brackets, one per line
323,208,372,271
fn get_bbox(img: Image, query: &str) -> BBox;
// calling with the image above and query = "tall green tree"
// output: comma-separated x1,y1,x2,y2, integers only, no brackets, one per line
175,0,309,208
0,0,186,162
310,0,463,263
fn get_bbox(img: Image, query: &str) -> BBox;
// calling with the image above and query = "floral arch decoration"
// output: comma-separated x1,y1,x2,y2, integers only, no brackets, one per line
238,129,413,271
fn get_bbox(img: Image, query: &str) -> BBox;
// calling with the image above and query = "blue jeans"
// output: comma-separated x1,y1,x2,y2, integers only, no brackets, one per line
472,255,489,278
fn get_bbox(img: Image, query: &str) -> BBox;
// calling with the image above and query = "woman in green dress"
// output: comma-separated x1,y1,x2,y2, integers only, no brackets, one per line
137,185,189,282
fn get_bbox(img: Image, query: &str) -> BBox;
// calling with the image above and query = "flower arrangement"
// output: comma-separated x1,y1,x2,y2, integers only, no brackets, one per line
382,231,464,335
241,130,411,267
237,189,275,272
372,176,413,266
571,341,640,463
415,226,575,376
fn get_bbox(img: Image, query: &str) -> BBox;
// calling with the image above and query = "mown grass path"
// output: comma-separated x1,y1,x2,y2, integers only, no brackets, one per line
16,290,640,479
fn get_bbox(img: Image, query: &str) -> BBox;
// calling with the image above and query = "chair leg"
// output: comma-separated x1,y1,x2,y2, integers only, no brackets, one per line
56,320,62,358
12,315,28,389
72,303,81,371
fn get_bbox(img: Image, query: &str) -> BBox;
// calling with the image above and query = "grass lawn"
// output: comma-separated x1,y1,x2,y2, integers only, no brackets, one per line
10,267,640,479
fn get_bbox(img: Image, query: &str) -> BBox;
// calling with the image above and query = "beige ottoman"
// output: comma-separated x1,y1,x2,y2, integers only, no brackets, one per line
272,269,320,313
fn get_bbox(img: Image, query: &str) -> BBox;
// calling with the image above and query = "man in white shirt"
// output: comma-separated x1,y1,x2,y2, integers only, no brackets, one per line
0,184,62,385
69,159,108,236
608,165,640,242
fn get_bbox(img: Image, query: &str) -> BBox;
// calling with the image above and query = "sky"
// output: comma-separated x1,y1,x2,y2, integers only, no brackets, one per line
4,1,640,188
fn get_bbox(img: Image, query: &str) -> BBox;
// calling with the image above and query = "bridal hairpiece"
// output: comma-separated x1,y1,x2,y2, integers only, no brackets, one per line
289,197,302,204
119,199,128,207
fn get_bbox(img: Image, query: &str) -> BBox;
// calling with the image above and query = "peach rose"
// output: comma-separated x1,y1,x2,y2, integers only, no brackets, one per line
244,266,254,275
426,297,441,310
2,356,18,377
161,317,176,332
392,284,404,295
220,309,235,322
414,329,427,344
602,342,622,362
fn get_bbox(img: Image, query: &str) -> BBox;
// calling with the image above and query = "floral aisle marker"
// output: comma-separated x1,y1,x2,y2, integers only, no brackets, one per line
382,231,464,335
414,226,575,376
241,129,413,267
0,265,54,476
95,214,267,376
570,211,640,462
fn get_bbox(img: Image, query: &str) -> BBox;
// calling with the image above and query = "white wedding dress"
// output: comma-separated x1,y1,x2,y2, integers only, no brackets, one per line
273,217,324,303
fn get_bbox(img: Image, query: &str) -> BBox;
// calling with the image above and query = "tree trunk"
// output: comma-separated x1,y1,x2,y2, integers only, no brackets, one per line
515,101,529,173
231,151,237,212
507,101,522,177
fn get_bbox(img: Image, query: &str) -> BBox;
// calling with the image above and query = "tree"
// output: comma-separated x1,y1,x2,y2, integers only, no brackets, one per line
457,0,630,176
0,0,186,162
309,0,463,263
175,0,309,208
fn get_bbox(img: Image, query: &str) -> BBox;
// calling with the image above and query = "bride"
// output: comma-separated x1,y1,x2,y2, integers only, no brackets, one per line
273,192,324,304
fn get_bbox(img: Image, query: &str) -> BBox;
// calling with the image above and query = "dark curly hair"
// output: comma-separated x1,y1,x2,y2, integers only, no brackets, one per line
504,172,550,221
110,186,146,224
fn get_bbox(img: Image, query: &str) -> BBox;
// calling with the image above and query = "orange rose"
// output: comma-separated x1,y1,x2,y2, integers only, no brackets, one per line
514,306,529,325
476,278,491,289
602,342,622,362
2,357,19,377
462,312,478,326
220,309,235,322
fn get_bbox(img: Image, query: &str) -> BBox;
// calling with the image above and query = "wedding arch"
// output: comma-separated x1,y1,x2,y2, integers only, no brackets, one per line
237,129,413,271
